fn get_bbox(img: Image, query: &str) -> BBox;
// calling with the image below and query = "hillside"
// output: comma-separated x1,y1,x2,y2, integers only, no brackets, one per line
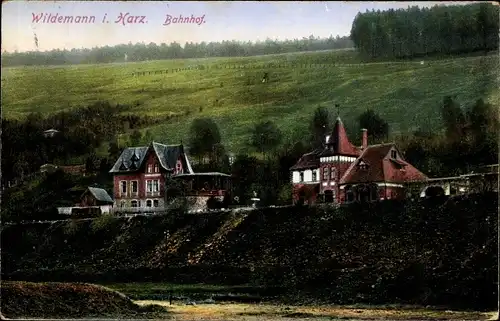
2,50,498,152
2,193,497,310
0,281,166,319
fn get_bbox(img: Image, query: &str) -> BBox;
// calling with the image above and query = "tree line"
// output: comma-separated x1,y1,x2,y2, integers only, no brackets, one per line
401,97,498,177
350,3,499,59
1,101,178,187
2,96,497,220
1,36,353,67
182,94,497,206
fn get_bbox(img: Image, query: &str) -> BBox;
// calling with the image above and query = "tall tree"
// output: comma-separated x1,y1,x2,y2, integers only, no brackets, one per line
309,106,330,149
357,109,389,142
441,96,466,141
250,120,282,159
129,129,143,146
188,118,222,164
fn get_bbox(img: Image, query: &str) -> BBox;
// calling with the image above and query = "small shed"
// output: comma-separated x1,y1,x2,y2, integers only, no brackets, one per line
79,187,113,212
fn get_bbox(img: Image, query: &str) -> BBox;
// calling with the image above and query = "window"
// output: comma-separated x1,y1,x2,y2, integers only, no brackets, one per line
131,200,138,207
147,180,159,193
299,172,304,182
131,181,138,194
154,164,159,173
120,181,127,195
359,161,367,170
330,167,336,180
120,201,125,208
153,200,159,207
312,170,317,182
323,167,329,180
146,200,152,207
345,186,354,203
176,162,182,174
147,164,153,173
391,150,397,159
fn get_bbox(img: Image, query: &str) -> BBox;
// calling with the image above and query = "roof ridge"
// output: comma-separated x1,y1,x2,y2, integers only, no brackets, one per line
366,142,395,148
152,142,182,147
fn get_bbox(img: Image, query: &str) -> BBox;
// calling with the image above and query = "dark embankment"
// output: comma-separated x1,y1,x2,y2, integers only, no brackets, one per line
0,281,167,319
2,192,497,310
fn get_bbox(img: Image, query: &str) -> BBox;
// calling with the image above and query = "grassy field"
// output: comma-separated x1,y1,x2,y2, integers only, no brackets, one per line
2,49,498,152
102,282,493,320
136,300,492,320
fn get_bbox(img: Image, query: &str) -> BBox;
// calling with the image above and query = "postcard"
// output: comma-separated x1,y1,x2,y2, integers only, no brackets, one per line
1,1,498,320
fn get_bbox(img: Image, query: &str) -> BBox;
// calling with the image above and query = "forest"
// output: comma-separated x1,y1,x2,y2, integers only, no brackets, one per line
350,3,499,59
1,36,353,67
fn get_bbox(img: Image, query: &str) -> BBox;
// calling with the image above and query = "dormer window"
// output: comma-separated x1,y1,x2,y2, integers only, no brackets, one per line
119,160,128,171
154,164,159,173
147,164,153,173
131,153,139,162
391,150,397,159
358,160,368,170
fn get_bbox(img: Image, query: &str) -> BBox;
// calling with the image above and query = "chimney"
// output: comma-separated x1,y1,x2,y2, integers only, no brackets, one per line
361,129,368,149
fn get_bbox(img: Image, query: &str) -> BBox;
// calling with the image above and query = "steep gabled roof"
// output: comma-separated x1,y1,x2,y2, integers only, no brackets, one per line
290,149,322,170
85,187,113,203
152,142,184,170
340,143,428,184
320,117,360,157
109,142,193,174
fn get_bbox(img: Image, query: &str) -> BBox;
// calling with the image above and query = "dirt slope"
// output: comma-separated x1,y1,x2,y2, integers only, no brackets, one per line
1,193,497,310
0,281,166,319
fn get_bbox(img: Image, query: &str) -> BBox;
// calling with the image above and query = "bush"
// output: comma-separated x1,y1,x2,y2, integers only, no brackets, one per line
91,215,118,233
62,219,80,236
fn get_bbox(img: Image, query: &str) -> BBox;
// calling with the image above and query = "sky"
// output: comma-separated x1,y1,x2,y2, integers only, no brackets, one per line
2,1,478,53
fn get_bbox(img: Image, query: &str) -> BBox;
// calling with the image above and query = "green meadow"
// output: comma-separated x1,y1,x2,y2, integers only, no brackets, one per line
2,49,498,152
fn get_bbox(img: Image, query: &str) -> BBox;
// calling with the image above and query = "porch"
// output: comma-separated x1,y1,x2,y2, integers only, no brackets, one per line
171,172,232,197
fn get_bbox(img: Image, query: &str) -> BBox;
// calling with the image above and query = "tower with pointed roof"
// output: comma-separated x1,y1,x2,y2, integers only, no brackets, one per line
318,116,361,203
290,110,428,205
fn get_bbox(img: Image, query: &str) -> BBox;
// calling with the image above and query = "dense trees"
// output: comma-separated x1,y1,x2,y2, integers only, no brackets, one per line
250,121,283,158
1,101,152,187
3,94,497,220
400,96,498,176
350,3,499,59
309,106,331,149
1,36,353,67
357,109,389,142
188,118,224,167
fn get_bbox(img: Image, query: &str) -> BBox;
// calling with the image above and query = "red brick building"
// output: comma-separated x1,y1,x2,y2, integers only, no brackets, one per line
109,142,194,209
109,141,231,212
290,117,428,204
